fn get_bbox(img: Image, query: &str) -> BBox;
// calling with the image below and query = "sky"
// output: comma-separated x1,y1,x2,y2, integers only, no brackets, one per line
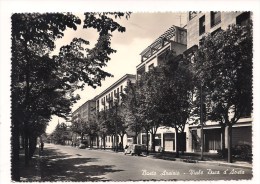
46,12,187,133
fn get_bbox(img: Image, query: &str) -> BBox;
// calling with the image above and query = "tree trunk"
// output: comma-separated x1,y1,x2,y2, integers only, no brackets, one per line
180,132,185,155
133,135,137,144
151,133,156,152
11,120,20,181
120,135,124,150
111,135,113,150
24,130,29,166
103,135,106,150
221,125,225,151
133,122,138,144
81,133,84,142
96,135,99,148
146,130,149,155
29,135,37,159
175,128,180,158
227,125,233,163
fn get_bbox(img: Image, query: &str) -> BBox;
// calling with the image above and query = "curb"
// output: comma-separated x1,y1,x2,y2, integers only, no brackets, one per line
147,155,252,169
86,148,252,169
198,161,252,169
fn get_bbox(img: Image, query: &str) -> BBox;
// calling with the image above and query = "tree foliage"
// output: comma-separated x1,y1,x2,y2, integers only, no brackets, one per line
193,22,253,162
11,12,130,181
121,81,143,143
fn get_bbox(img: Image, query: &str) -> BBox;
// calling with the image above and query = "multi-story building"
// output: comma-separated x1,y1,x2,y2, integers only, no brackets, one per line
136,25,187,80
187,11,251,49
136,25,189,152
95,74,136,148
186,11,252,153
71,98,97,146
135,12,252,153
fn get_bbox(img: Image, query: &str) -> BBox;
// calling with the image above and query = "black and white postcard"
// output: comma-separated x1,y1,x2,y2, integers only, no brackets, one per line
0,0,260,183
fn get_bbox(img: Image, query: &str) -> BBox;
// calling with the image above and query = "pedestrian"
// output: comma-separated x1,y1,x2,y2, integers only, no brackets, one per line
40,142,44,151
124,144,129,154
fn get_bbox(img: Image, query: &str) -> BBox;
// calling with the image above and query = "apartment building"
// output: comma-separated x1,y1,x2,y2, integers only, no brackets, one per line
95,74,136,148
135,12,252,153
71,98,97,146
136,25,187,80
135,25,189,152
186,11,252,153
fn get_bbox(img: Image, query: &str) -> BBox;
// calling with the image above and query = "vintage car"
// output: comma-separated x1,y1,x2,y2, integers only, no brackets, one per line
125,144,142,156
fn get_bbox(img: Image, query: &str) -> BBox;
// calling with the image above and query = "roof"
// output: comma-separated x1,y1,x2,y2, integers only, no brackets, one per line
96,74,136,99
140,25,186,61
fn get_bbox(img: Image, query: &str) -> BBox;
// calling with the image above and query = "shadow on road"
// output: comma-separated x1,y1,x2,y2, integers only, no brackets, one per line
39,147,124,181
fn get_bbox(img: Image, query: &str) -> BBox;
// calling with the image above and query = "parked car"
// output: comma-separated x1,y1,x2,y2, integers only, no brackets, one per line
125,144,142,156
78,143,86,149
217,144,252,160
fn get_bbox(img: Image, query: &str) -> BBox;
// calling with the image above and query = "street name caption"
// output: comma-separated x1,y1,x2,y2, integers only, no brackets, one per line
142,168,245,176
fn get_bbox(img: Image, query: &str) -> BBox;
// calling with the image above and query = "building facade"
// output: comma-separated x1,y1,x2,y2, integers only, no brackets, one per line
95,74,136,148
71,98,97,146
136,25,189,152
186,11,252,153
135,12,252,153
136,25,187,80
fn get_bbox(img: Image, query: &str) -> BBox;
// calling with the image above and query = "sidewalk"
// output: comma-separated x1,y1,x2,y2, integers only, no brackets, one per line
19,148,42,182
146,152,252,169
92,148,252,169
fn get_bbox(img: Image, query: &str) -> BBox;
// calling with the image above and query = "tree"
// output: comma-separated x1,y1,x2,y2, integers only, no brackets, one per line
11,12,130,181
71,115,88,142
193,22,253,163
96,111,109,149
155,51,194,158
51,122,70,145
85,114,99,148
137,70,164,152
137,51,194,156
121,81,142,144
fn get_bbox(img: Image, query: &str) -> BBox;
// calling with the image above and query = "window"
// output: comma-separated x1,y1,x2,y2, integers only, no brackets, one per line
199,15,205,35
211,11,221,27
236,12,250,26
120,85,123,93
148,63,154,71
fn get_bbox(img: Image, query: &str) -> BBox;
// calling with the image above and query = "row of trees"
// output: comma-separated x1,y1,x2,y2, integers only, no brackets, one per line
69,98,128,151
11,12,131,181
120,22,252,161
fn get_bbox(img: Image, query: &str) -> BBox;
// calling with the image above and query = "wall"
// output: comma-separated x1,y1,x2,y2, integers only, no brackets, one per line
187,12,244,49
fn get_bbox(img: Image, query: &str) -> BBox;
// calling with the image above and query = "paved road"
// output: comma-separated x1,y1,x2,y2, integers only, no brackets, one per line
40,143,252,181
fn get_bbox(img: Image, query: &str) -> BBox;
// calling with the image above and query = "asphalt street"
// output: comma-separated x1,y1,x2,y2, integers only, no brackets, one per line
40,143,252,181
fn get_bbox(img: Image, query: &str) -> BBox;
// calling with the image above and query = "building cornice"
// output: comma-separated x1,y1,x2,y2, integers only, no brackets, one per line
96,74,136,99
